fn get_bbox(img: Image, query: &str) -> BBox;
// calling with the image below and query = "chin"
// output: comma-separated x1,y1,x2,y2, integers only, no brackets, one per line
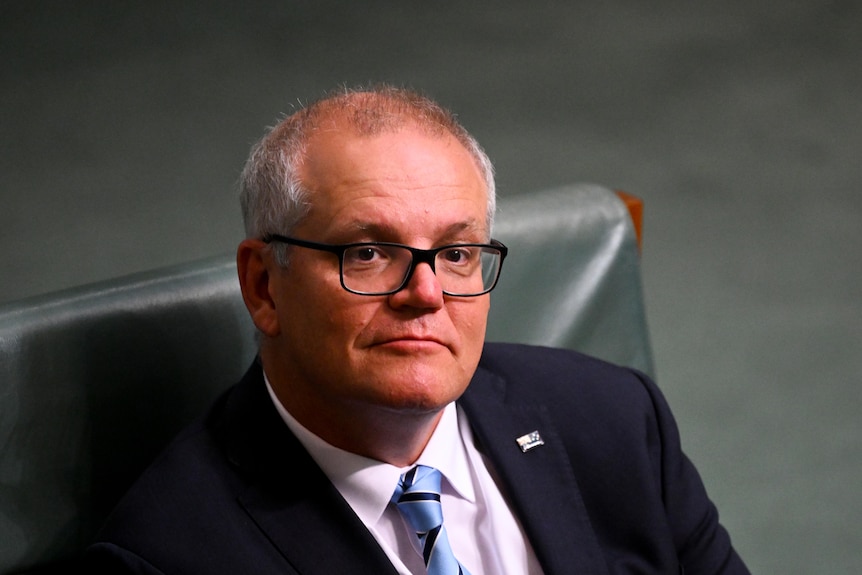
369,377,466,415
350,354,474,412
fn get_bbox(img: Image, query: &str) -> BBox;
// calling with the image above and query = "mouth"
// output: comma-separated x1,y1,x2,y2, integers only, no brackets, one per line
372,335,449,352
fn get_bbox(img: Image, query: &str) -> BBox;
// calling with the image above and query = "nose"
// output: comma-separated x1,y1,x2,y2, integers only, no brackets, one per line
388,261,444,310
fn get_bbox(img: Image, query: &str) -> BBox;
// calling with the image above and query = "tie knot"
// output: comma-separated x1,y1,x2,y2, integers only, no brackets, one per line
392,465,444,533
394,465,443,499
391,465,471,574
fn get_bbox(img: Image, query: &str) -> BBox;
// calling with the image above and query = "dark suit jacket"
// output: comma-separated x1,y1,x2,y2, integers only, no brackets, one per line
84,343,749,574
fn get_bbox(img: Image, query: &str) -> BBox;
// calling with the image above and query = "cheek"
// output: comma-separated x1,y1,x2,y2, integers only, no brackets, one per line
276,297,375,388
312,294,380,353
452,298,490,353
279,260,366,334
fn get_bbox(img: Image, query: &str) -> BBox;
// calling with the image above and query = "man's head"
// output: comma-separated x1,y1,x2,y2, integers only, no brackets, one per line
239,85,496,251
236,86,499,461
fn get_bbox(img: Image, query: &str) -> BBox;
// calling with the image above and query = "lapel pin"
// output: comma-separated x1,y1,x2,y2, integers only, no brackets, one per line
516,431,545,453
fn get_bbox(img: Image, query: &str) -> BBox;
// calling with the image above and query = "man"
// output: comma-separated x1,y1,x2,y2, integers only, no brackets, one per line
85,86,749,574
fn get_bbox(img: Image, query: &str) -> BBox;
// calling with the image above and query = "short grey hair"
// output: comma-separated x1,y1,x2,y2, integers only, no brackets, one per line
239,85,496,264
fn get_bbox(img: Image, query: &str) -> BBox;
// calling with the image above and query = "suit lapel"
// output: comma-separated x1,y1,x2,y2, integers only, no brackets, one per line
460,366,610,575
216,363,399,575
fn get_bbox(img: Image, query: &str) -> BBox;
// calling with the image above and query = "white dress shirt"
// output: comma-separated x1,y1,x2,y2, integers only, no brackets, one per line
265,376,544,575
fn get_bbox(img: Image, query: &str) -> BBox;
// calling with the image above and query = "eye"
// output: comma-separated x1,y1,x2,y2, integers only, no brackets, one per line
344,245,386,265
441,246,474,265
355,247,377,262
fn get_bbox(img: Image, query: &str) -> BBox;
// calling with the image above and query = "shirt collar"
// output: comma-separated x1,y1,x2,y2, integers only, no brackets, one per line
415,401,476,503
264,374,476,529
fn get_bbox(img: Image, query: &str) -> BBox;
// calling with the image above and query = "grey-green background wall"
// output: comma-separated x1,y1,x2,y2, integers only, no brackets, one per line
2,2,860,572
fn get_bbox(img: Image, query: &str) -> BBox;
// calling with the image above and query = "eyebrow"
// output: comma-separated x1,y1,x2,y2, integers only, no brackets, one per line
346,220,488,242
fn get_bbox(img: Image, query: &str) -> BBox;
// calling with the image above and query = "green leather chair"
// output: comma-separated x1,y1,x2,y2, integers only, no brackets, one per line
0,183,651,574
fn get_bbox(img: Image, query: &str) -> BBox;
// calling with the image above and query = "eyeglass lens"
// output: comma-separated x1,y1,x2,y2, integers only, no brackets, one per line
341,244,502,296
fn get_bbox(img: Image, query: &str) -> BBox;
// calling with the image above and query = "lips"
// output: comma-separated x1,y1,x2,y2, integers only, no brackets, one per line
371,333,450,350
376,334,445,345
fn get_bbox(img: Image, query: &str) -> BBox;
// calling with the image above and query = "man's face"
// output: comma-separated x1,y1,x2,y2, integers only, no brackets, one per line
263,124,491,426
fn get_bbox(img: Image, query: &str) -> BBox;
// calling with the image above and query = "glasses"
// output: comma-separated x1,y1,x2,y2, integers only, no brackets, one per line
263,235,508,297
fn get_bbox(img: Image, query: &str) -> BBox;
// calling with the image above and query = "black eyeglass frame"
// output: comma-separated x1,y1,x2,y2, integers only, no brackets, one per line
262,234,508,297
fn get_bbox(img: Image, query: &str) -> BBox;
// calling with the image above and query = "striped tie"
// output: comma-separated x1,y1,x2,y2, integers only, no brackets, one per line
392,465,472,575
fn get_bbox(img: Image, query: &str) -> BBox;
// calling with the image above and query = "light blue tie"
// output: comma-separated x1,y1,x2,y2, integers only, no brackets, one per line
392,465,472,575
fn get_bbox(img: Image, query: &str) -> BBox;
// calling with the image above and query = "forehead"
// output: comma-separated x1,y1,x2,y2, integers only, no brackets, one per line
296,125,489,239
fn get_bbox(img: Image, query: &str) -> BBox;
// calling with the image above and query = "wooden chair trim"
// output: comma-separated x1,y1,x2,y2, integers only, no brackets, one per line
615,191,643,251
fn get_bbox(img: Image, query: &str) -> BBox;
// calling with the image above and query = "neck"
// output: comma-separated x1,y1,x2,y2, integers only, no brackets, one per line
326,406,446,466
267,378,446,467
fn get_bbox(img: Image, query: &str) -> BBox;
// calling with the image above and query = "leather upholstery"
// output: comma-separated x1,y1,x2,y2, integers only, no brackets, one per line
0,183,651,573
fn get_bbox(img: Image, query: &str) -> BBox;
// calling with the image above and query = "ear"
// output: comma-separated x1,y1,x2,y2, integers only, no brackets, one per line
237,239,281,337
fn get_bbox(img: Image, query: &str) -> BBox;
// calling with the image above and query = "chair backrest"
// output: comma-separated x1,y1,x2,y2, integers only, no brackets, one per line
0,183,651,574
